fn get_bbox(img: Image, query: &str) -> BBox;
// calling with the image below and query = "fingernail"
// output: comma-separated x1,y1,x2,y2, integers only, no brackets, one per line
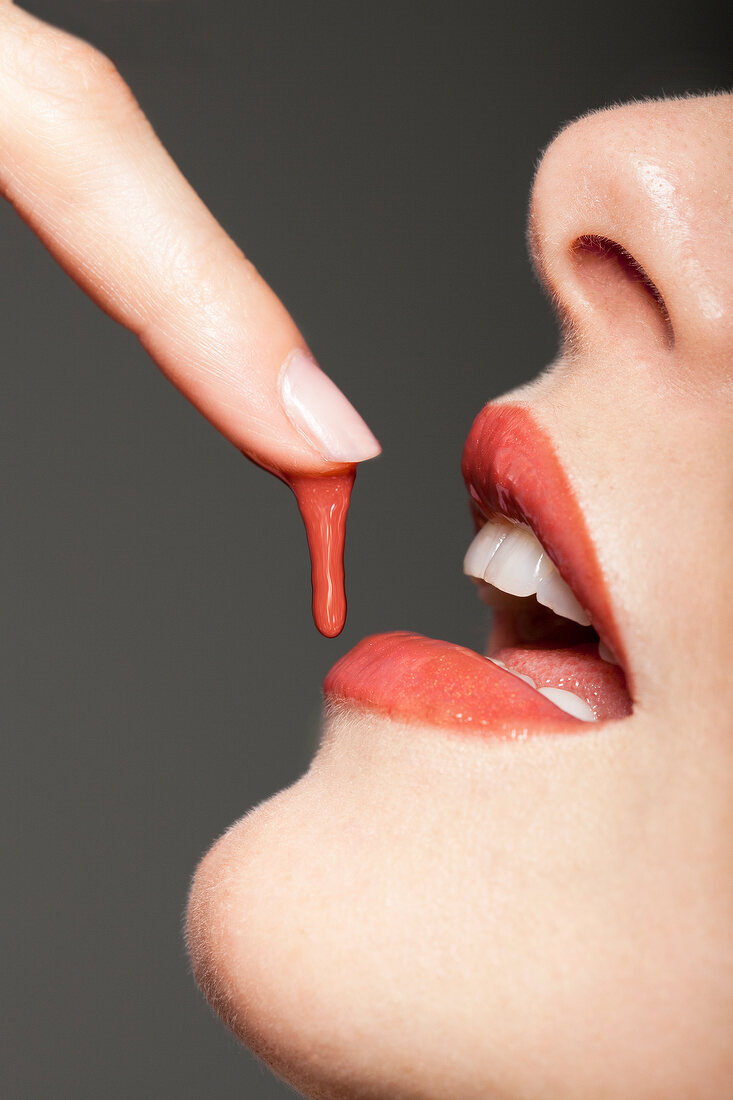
279,349,381,463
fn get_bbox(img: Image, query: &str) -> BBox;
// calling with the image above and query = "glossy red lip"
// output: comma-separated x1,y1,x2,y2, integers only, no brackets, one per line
325,403,630,734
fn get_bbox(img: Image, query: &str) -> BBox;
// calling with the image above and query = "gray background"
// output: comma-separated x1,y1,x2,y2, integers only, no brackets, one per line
2,1,730,1096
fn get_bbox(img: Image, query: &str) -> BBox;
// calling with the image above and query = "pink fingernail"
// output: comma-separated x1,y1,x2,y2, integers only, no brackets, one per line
279,349,381,463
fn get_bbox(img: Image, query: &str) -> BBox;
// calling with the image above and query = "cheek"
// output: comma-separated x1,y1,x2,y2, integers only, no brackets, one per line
186,715,733,1100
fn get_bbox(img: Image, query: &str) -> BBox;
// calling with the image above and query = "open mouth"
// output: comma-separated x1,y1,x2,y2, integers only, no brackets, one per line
463,517,630,722
325,404,633,736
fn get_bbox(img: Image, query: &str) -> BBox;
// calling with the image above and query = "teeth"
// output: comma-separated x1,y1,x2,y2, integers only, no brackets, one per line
483,526,552,598
537,686,596,722
462,519,512,580
464,519,544,594
535,568,591,627
464,519,591,627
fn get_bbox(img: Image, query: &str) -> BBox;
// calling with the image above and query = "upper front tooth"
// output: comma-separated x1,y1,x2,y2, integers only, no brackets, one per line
464,520,549,597
535,566,591,626
463,519,513,580
483,525,550,597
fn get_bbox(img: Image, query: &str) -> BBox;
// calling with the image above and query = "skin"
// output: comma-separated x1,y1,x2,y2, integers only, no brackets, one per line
2,4,730,1096
188,95,733,1099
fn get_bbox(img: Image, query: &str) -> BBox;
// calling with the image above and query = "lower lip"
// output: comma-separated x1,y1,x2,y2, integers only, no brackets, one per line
324,632,595,736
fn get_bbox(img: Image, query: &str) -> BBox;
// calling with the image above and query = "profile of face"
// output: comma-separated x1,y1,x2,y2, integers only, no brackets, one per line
187,94,733,1100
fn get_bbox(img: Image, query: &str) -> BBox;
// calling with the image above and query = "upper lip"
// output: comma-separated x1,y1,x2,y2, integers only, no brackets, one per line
461,402,627,677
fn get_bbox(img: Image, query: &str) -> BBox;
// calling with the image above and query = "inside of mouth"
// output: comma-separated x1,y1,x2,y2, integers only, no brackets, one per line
477,586,632,722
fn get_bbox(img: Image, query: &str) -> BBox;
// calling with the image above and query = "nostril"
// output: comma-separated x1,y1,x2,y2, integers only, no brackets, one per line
571,235,674,348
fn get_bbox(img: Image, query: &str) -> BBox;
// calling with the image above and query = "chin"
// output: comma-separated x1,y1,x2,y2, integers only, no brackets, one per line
187,702,733,1100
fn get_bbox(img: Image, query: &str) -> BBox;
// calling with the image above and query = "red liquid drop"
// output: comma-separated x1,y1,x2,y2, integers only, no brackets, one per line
286,469,356,638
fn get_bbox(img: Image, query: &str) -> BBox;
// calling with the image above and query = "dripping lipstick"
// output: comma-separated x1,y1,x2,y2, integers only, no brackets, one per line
243,454,357,639
287,470,355,638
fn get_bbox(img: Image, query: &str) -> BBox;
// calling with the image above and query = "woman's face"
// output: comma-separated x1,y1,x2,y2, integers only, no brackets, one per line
188,94,733,1100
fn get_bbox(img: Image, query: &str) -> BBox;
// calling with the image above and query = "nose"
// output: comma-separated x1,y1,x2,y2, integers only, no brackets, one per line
528,95,732,361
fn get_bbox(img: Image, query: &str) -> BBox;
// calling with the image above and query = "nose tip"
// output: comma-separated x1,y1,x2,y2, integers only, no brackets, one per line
528,95,732,357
